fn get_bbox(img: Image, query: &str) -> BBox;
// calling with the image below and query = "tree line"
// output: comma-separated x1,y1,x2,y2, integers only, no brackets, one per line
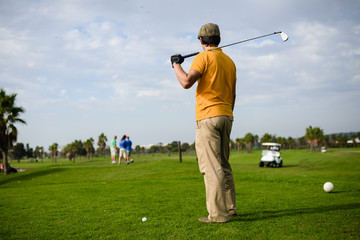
11,137,195,163
233,128,359,154
6,128,360,165
1,88,359,175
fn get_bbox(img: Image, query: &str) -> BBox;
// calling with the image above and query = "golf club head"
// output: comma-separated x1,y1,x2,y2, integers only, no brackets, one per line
280,32,289,42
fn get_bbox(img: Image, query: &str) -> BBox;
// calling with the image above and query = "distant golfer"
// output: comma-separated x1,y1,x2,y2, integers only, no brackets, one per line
118,135,128,165
110,136,117,164
125,136,133,163
171,23,237,223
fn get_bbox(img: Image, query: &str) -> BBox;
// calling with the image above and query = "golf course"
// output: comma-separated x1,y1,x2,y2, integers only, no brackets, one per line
1,148,359,239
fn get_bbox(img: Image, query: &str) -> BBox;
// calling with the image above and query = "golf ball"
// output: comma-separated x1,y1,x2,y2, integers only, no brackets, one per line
323,182,334,192
142,217,147,222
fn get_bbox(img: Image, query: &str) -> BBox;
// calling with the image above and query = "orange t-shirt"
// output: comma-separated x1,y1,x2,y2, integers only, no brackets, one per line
190,48,237,121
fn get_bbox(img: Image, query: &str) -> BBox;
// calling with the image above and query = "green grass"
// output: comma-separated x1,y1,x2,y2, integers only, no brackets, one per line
1,149,359,239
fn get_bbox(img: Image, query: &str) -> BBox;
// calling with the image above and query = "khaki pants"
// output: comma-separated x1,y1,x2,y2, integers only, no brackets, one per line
196,116,236,222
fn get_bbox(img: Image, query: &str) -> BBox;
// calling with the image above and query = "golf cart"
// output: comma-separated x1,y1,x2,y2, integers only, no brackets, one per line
259,143,283,168
321,146,327,153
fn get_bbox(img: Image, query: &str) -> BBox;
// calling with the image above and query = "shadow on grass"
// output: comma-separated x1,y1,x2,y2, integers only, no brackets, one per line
281,164,298,168
233,203,360,222
0,168,66,186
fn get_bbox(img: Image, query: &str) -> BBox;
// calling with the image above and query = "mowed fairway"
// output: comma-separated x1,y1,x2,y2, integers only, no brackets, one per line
1,148,359,239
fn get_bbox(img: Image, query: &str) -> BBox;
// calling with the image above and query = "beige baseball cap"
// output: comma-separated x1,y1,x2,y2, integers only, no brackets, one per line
198,23,220,39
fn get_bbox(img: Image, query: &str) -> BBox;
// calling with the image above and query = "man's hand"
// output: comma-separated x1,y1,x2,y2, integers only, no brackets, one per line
171,54,184,68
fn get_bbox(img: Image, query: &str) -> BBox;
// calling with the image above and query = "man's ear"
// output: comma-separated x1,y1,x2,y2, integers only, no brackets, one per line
199,37,204,45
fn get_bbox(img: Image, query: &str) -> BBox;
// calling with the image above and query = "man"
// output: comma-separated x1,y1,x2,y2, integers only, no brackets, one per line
171,23,237,223
125,136,133,163
110,136,117,164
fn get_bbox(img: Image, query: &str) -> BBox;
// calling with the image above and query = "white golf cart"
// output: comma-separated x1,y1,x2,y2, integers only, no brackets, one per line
321,146,327,153
259,143,283,168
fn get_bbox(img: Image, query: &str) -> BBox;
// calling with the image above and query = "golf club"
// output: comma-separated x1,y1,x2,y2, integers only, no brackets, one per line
182,31,289,59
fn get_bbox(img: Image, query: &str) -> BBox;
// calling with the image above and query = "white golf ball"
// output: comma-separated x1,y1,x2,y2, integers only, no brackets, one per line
323,182,334,192
142,217,147,222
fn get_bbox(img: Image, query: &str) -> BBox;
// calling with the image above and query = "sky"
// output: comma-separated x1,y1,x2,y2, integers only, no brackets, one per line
1,0,359,150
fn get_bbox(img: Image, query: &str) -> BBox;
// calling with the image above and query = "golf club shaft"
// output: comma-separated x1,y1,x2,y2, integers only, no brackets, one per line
183,31,282,59
182,52,200,58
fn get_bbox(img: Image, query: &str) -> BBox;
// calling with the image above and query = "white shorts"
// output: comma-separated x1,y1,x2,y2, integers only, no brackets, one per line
111,148,116,156
119,148,128,158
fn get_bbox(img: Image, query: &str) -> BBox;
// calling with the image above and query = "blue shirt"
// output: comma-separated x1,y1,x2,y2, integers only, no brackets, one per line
125,139,132,151
119,139,127,149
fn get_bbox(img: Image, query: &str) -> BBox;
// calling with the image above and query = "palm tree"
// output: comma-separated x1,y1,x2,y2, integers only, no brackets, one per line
62,143,73,161
84,138,94,159
297,136,307,148
323,135,330,148
34,146,40,159
235,138,244,154
244,133,254,153
337,134,348,148
48,143,58,163
350,134,357,148
260,133,273,144
65,140,83,163
287,137,296,149
135,145,141,154
330,134,337,147
0,89,26,175
70,142,78,162
13,142,26,162
254,135,259,148
97,133,107,156
39,146,44,160
305,126,324,152
277,137,287,149
34,146,44,161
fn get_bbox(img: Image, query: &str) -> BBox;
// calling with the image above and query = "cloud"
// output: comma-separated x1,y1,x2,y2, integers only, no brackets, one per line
136,89,161,97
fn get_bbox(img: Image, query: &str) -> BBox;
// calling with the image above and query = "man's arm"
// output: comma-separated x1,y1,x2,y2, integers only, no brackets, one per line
173,64,201,89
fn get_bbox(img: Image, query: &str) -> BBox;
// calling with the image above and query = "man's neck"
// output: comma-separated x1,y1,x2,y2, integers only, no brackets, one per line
202,45,218,51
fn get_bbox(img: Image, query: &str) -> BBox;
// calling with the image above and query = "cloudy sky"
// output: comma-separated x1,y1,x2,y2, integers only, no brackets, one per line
1,0,359,149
